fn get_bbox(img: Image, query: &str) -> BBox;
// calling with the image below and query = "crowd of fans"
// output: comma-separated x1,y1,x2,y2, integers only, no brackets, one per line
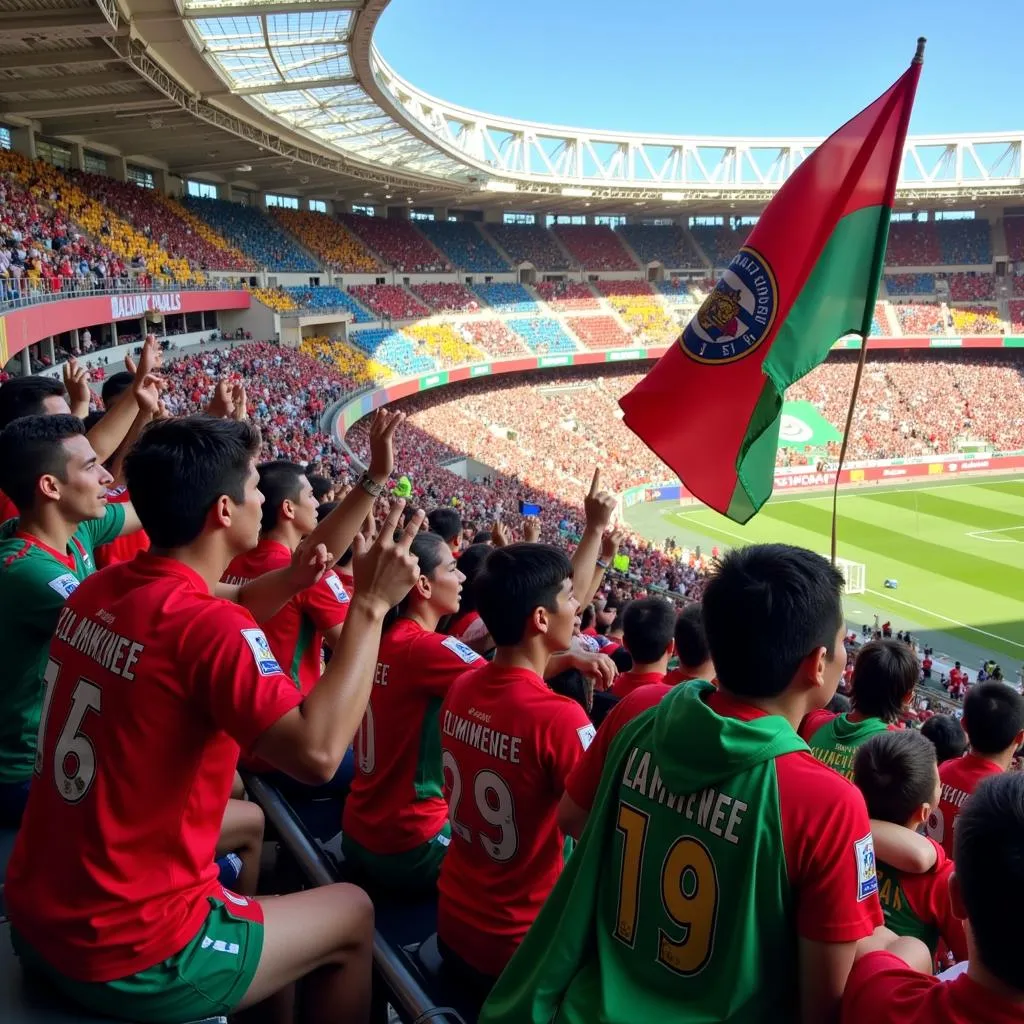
534,280,600,311
270,208,383,273
348,283,430,321
339,214,451,273
182,197,317,272
567,315,633,349
950,305,1002,335
894,300,946,335
482,223,571,269
471,282,539,313
507,316,578,354
551,225,638,271
461,318,530,357
412,282,484,314
947,272,996,301
284,285,375,322
403,322,485,368
349,327,436,376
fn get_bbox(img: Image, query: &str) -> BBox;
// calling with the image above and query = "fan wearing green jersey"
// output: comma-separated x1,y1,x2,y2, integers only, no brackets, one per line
481,543,883,1024
800,638,918,780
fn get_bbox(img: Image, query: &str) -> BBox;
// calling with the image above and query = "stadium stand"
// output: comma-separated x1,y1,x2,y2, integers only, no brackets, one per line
339,213,450,273
870,302,887,336
655,277,697,300
551,224,638,271
885,273,936,295
471,281,538,313
535,280,599,311
300,334,394,387
349,327,437,375
946,272,996,301
950,305,1002,334
567,315,633,349
412,282,485,313
270,208,382,273
690,224,751,266
251,286,297,312
507,316,578,353
415,220,509,271
284,285,375,322
593,279,656,298
404,322,486,367
1006,216,1024,261
894,301,946,335
463,318,530,356
597,282,677,342
348,283,430,320
1010,300,1024,332
481,223,571,269
885,219,992,266
616,224,703,268
69,172,253,272
1014,274,1024,297
181,197,317,271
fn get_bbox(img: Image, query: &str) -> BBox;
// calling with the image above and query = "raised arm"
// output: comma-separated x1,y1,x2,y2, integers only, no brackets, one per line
572,469,616,607
86,336,162,463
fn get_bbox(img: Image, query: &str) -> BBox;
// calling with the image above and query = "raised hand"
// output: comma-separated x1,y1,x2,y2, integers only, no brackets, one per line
601,527,624,563
491,517,512,548
523,515,542,543
287,537,335,593
367,408,404,482
230,382,248,421
135,334,163,379
583,468,616,531
205,378,235,419
570,650,617,692
63,357,91,412
134,373,166,417
351,500,423,614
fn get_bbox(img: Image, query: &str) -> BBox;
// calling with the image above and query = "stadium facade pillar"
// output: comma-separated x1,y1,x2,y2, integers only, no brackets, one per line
387,205,410,220
434,206,449,221
153,168,171,195
9,126,35,160
110,319,118,347
20,348,30,376
69,143,85,171
44,337,55,366
70,328,80,355
109,156,128,182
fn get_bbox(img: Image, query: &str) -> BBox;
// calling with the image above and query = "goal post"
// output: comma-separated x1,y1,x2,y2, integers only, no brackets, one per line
833,558,866,595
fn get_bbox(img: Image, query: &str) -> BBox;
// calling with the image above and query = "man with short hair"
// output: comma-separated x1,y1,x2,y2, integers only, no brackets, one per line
664,602,715,686
800,638,918,779
927,681,1024,859
842,773,1024,1022
428,507,463,555
307,474,335,505
5,414,424,1024
609,597,674,698
482,543,882,1024
438,543,596,997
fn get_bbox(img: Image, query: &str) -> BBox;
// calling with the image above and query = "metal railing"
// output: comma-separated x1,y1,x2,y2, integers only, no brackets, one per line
0,275,243,314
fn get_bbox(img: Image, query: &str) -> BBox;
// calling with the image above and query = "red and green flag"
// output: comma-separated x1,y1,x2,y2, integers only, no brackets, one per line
620,43,924,524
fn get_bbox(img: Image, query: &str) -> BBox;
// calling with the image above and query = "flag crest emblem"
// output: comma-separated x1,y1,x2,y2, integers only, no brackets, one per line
683,246,779,365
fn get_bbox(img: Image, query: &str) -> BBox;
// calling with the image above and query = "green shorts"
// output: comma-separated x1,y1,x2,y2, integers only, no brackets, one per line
342,823,450,895
12,894,264,1024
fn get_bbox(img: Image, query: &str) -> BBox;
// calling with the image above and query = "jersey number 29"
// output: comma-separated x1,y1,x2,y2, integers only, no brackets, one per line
442,750,518,862
34,657,102,804
615,800,720,976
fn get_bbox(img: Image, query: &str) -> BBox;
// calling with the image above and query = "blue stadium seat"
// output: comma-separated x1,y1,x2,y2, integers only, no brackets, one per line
0,922,226,1024
283,286,375,322
508,317,577,354
416,222,509,272
349,329,436,376
471,282,538,314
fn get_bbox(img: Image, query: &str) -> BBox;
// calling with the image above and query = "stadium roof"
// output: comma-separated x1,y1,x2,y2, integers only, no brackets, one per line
0,0,1022,211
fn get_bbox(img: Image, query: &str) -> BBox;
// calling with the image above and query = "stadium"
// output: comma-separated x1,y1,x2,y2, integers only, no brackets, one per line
0,1,1023,1022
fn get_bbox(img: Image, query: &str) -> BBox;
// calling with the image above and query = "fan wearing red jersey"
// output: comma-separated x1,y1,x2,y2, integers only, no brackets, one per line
438,543,597,996
481,544,882,1024
663,602,715,687
609,597,674,698
926,682,1024,859
344,530,481,891
799,638,918,780
852,731,968,963
5,415,423,1024
843,773,1024,1024
446,542,495,655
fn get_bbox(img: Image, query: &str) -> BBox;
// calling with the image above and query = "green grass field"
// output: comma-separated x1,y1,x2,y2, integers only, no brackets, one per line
625,476,1024,665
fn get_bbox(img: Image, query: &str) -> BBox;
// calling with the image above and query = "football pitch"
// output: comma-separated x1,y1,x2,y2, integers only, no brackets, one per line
624,476,1024,666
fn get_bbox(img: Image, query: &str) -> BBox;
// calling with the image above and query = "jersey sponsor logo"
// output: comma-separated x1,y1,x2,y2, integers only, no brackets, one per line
855,833,879,902
201,935,241,955
441,634,483,664
47,572,80,599
220,886,251,907
324,573,350,603
241,628,283,676
577,723,597,750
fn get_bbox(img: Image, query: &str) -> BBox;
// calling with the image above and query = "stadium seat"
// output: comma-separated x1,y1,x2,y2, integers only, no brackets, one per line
0,921,226,1024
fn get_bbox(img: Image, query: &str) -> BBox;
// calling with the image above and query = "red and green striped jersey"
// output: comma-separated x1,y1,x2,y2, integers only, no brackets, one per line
342,620,482,855
800,710,892,780
481,682,882,1024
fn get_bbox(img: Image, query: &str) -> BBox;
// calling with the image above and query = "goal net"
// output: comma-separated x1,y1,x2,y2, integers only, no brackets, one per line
833,558,866,596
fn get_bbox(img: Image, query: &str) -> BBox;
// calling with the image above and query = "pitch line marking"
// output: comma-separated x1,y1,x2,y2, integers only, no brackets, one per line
966,526,1024,544
864,590,1024,651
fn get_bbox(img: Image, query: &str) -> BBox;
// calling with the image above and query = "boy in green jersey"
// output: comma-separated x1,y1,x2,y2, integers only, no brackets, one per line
480,543,883,1024
853,730,968,963
800,638,918,779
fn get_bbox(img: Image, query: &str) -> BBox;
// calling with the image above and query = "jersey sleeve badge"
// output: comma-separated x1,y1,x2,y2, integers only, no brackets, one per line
577,723,597,750
241,628,283,676
855,833,878,902
48,572,80,599
324,573,350,603
441,635,483,664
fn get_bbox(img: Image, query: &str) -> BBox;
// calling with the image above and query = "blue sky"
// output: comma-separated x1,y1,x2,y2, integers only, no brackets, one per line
375,0,1021,137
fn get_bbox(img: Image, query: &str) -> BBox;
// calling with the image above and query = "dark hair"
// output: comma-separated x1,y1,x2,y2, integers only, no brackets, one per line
83,409,105,432
853,730,938,825
317,500,338,523
920,714,968,764
850,639,919,723
125,415,261,548
476,543,572,647
580,604,596,632
0,414,85,510
609,603,627,635
101,371,134,407
256,461,307,532
0,376,66,428
954,773,1024,992
428,507,462,544
674,603,710,670
963,682,1024,755
623,597,676,664
382,530,450,632
453,543,493,618
307,474,334,503
472,530,492,544
702,544,844,698
826,692,852,714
